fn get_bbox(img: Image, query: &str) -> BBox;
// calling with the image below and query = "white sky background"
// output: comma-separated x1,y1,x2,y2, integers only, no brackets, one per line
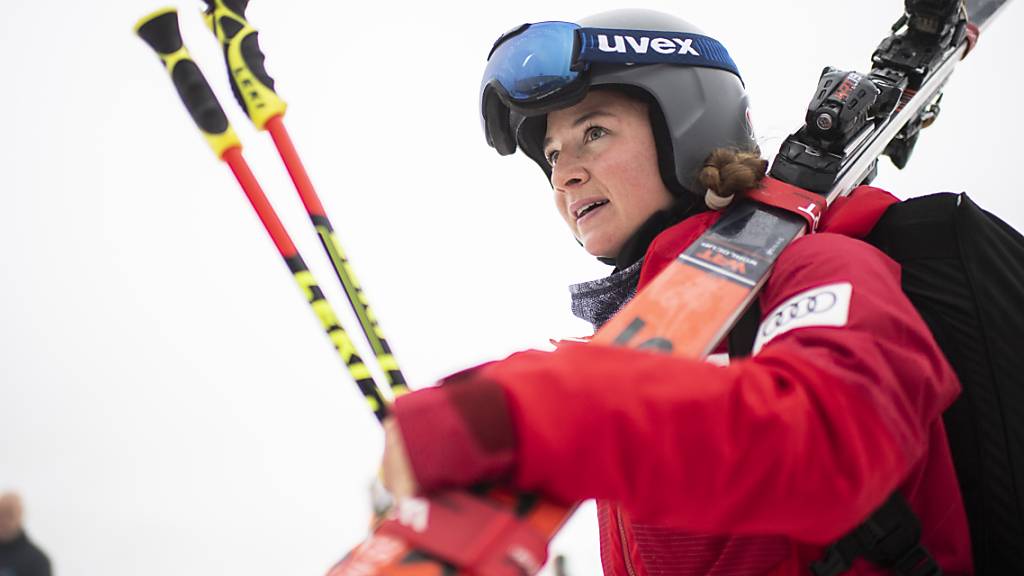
1,1,1022,575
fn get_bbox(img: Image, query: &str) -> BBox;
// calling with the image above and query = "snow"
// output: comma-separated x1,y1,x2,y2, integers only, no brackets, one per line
1,1,1021,575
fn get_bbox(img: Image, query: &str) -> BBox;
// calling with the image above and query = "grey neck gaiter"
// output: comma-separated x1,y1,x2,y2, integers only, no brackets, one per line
569,259,644,331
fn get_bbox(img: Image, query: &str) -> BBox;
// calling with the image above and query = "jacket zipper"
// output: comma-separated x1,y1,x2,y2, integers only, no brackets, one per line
615,506,638,576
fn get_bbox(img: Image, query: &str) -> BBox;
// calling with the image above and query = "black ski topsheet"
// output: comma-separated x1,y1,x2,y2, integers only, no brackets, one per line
968,0,1013,28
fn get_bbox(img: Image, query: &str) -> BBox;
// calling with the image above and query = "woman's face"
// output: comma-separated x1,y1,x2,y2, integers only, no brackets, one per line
543,90,674,259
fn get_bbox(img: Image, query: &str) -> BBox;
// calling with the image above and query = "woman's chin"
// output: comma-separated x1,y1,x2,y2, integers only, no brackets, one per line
580,236,623,260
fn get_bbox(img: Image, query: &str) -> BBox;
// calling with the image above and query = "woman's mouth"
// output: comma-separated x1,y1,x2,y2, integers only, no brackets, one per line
574,199,609,223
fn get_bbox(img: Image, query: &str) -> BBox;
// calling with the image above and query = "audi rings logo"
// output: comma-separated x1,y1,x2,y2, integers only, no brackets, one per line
752,282,852,355
760,291,838,338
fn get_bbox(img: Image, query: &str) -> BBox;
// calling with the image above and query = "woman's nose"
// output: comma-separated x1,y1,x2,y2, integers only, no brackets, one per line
552,154,589,191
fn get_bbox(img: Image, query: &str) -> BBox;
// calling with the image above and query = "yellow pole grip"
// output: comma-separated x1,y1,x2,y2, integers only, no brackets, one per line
135,8,241,158
202,0,288,130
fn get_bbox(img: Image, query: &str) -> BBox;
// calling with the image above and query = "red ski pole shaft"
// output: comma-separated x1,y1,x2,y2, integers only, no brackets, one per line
202,0,410,399
135,7,390,422
267,117,409,396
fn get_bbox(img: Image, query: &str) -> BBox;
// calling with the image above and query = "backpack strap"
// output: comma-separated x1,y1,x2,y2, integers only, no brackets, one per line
811,492,942,576
727,301,761,359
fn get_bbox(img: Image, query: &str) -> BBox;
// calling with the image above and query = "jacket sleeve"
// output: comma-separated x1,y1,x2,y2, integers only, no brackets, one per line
392,233,960,542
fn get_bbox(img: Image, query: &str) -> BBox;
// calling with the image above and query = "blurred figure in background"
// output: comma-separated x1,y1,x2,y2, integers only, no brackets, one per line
0,493,51,576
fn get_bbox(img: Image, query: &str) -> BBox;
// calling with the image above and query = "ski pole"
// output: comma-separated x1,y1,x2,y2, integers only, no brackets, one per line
135,8,390,422
200,0,409,399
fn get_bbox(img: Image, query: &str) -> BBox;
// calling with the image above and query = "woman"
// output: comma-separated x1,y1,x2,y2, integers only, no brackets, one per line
381,9,971,575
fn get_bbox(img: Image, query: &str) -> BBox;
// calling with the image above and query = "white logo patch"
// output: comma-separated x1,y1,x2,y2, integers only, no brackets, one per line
752,282,852,354
394,497,430,533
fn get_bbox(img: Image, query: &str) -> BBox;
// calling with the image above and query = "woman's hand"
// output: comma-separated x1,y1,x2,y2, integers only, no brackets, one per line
381,417,419,500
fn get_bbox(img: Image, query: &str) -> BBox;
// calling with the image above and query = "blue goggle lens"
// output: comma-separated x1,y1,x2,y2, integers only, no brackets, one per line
482,21,581,103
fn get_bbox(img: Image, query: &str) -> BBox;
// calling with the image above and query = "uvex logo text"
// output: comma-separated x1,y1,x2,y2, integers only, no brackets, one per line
597,34,701,56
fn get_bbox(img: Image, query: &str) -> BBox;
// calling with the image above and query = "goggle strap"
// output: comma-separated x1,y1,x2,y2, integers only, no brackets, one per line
577,27,741,80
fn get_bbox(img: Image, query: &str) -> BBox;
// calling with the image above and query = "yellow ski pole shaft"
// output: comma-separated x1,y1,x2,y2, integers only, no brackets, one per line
201,0,409,399
135,8,391,422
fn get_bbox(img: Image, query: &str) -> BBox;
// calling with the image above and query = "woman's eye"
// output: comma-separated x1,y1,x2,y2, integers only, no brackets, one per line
546,150,560,166
586,126,607,142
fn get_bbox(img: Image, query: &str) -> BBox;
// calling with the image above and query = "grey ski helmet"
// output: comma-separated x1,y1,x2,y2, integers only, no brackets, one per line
480,9,756,197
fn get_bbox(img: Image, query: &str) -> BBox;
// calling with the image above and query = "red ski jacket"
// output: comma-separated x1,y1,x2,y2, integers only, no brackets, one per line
392,186,972,575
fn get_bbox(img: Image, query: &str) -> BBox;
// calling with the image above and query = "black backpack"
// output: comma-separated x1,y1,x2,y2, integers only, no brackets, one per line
730,192,1024,574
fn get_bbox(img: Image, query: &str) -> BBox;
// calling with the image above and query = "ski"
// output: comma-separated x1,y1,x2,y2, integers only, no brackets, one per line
328,0,1010,574
602,0,991,353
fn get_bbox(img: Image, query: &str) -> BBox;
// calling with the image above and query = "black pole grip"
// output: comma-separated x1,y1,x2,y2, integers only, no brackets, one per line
135,8,241,158
136,9,183,54
202,0,287,130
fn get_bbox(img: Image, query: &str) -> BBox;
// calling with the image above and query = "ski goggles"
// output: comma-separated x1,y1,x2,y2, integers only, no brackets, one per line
480,21,742,153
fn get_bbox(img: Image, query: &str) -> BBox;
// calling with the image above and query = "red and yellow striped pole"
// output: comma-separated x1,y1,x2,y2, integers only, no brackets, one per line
135,8,391,422
201,0,410,399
